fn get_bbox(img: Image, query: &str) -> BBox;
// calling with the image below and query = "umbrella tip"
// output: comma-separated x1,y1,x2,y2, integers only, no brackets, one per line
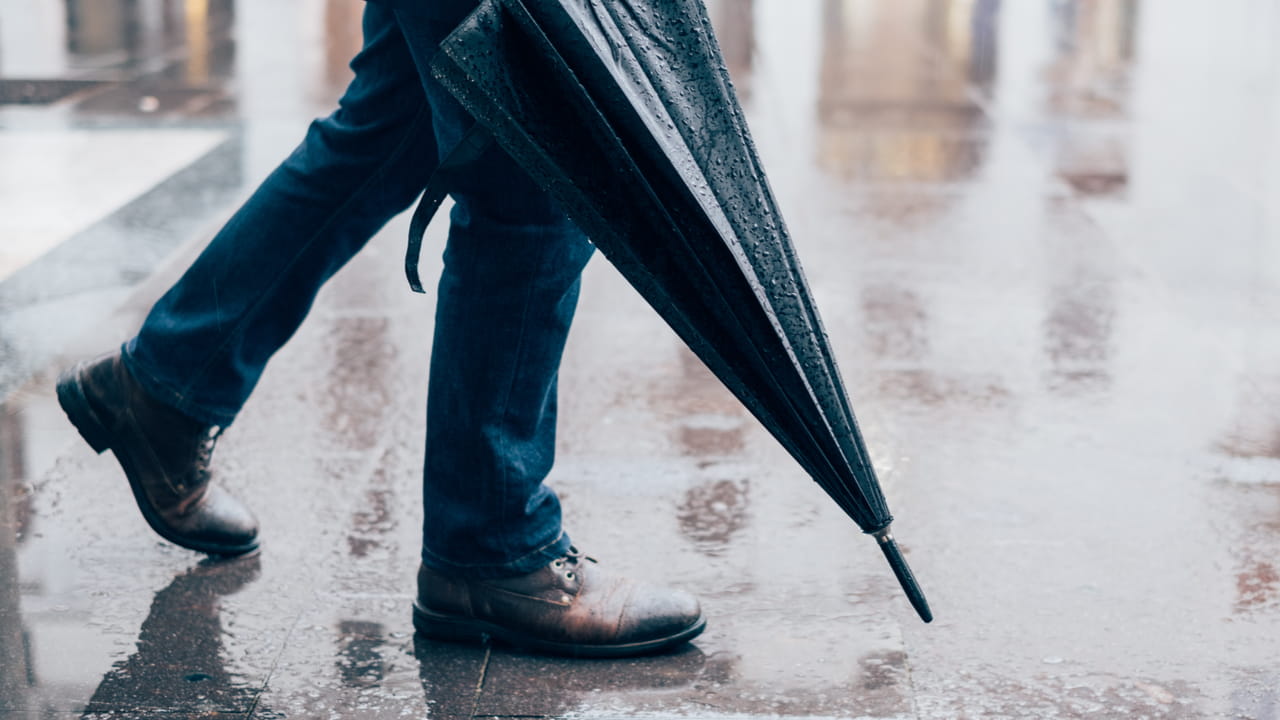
872,528,933,623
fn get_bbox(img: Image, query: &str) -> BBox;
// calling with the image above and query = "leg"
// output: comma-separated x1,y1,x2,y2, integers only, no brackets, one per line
57,4,438,555
419,189,593,575
389,1,705,656
385,0,593,578
124,3,438,426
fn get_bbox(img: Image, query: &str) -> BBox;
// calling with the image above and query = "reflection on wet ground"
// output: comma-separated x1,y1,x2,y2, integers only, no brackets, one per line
80,556,261,716
4,0,1280,717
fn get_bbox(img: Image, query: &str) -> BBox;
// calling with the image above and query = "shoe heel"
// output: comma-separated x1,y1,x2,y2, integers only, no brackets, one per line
55,367,111,454
412,606,488,645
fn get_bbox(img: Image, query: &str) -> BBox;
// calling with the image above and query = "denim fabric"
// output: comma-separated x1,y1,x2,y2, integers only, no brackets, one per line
123,0,594,577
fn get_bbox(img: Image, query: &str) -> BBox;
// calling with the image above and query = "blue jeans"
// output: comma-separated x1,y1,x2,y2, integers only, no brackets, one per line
122,0,595,578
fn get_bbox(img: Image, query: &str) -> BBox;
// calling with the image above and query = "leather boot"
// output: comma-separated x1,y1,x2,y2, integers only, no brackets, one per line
413,546,705,657
55,353,259,556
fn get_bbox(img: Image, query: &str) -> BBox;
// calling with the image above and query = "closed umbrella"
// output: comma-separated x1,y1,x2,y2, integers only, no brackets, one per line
407,0,932,623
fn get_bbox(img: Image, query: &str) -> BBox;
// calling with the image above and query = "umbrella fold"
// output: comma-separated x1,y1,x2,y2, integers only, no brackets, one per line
406,0,932,623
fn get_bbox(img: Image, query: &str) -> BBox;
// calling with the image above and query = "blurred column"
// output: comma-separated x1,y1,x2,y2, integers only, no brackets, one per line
816,0,995,184
1044,0,1139,197
64,0,133,58
967,0,1001,93
184,0,209,84
184,0,238,86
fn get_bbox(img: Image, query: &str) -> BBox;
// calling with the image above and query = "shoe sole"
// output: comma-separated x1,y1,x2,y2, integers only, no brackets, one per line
56,362,259,558
412,602,706,658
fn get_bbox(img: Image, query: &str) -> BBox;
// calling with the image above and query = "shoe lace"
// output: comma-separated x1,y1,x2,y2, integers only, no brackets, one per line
551,546,597,581
192,425,222,485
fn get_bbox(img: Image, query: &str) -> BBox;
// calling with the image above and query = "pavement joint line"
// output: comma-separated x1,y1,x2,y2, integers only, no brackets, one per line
245,605,308,720
471,646,493,720
902,633,923,720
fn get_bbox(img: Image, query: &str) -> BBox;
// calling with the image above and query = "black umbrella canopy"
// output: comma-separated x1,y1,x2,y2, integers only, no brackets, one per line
411,0,931,623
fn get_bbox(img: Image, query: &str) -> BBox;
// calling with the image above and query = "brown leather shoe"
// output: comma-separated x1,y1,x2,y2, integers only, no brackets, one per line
55,353,259,556
413,547,705,657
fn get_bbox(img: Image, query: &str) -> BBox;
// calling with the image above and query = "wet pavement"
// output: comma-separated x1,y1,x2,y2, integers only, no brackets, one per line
2,0,1280,717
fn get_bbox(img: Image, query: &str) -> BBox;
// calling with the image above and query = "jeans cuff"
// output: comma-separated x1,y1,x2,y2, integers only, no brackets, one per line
419,530,573,580
120,340,240,428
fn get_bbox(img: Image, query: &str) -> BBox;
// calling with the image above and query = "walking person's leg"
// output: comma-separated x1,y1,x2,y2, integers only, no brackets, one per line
389,1,705,656
57,3,439,555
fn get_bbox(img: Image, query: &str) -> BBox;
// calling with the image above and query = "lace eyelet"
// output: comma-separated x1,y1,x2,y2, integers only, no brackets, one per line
565,571,574,580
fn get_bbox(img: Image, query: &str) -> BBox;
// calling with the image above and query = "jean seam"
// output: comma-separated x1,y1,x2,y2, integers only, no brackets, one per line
161,98,434,422
420,528,567,572
490,222,557,561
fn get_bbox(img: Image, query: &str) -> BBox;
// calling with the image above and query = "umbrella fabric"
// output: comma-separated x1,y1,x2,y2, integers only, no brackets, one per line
407,0,931,623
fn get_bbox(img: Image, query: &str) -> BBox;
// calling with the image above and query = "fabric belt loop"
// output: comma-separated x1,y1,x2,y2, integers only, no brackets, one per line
406,122,495,293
